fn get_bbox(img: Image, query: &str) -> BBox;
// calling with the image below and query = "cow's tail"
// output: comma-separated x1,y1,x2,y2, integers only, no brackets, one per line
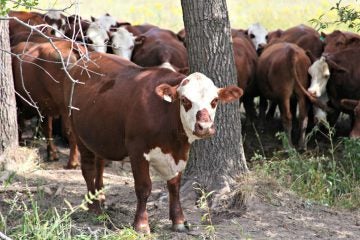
290,48,331,111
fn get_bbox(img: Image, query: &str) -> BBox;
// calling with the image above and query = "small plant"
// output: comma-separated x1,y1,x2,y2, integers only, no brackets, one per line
193,182,216,239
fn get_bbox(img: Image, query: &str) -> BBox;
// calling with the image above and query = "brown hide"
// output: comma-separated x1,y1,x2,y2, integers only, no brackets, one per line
8,11,52,37
256,42,311,148
322,30,360,54
340,99,360,138
131,27,188,69
268,24,323,58
11,40,84,168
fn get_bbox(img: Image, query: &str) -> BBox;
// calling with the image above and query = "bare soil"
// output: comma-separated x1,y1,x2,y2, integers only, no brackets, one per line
1,114,360,239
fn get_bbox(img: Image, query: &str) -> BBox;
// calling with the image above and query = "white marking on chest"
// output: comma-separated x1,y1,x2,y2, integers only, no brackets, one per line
159,62,176,72
143,147,187,181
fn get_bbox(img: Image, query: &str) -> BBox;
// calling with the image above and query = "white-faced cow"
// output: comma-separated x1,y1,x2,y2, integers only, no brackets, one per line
246,22,268,54
64,53,243,233
109,27,136,60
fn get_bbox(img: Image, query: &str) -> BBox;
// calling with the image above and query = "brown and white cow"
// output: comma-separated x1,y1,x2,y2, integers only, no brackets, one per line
245,22,269,54
64,53,242,233
11,41,84,169
253,42,311,149
340,99,360,138
307,48,360,132
131,27,188,71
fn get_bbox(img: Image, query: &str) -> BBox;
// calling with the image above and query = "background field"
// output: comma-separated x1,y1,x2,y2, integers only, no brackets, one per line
27,0,360,33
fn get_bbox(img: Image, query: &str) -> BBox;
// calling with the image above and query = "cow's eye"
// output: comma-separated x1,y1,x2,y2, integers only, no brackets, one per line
129,45,134,50
265,35,269,40
211,98,219,108
250,33,255,39
181,97,192,111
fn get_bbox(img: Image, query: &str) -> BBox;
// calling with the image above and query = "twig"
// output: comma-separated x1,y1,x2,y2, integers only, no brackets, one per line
0,232,12,240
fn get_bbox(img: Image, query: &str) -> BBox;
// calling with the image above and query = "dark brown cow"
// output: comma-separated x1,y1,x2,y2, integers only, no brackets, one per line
340,99,360,138
253,42,311,149
232,33,257,90
64,53,242,233
268,24,323,58
8,11,51,37
11,41,84,169
126,23,158,36
63,15,90,41
307,48,360,134
131,27,188,71
322,30,360,53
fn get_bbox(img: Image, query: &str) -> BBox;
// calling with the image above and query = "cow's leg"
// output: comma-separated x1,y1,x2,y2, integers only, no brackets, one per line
259,97,268,120
297,96,308,150
42,116,59,161
62,117,80,169
78,141,101,214
130,154,152,233
167,173,188,232
279,98,293,148
266,102,277,120
95,157,106,205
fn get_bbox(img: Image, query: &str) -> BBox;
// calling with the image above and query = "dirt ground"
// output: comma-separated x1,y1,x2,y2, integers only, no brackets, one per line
1,115,360,239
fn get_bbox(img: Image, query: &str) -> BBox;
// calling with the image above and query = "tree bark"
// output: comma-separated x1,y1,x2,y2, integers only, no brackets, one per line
0,19,18,155
181,0,248,207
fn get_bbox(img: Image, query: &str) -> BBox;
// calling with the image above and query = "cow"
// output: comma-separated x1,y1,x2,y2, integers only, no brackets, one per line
126,23,158,36
63,14,90,42
63,53,243,233
43,9,67,38
268,25,323,58
307,48,360,133
250,42,311,149
108,27,136,60
322,30,360,53
245,22,268,54
85,21,110,53
8,11,51,37
131,27,188,71
11,40,84,169
340,99,360,138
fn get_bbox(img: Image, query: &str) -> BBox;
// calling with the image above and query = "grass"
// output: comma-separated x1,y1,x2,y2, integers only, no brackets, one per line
253,126,360,209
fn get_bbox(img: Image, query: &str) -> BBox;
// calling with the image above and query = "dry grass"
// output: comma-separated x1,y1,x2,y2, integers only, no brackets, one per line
0,146,40,174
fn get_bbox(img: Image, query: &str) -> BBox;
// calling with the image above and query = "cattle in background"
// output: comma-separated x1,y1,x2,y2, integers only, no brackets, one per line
131,27,188,71
249,42,311,149
268,25,323,58
85,20,110,53
64,53,243,233
43,9,67,37
90,13,117,31
307,48,360,135
63,14,90,41
245,22,268,54
11,41,85,169
322,30,360,53
340,99,360,138
8,11,51,38
108,27,136,60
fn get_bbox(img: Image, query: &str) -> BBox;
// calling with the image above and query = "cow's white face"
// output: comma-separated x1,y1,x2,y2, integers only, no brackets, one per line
97,14,117,31
86,22,109,53
51,23,65,38
110,27,135,60
247,23,268,51
177,73,220,142
155,72,243,143
308,56,330,97
45,10,65,38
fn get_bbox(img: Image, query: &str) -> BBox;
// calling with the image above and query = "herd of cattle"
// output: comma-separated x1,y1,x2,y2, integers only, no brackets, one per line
7,9,360,233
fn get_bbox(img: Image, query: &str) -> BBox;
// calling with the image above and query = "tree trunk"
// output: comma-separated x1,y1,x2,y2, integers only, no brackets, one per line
0,19,18,156
180,0,248,207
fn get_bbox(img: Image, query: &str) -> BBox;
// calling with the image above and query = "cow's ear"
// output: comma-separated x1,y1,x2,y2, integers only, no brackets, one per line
244,29,249,35
135,35,146,46
340,99,359,111
155,83,178,103
218,85,243,103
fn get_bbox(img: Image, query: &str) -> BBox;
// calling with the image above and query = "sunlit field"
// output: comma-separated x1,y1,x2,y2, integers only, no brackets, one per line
22,0,359,33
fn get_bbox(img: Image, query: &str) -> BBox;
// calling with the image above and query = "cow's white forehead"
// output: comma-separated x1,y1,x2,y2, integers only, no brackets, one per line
97,15,117,30
177,72,218,101
248,23,267,36
87,22,109,40
308,57,329,77
112,27,134,46
45,10,62,20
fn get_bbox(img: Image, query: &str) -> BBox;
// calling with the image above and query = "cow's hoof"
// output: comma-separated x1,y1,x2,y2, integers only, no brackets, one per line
64,163,79,169
48,153,59,162
172,221,191,232
134,224,150,234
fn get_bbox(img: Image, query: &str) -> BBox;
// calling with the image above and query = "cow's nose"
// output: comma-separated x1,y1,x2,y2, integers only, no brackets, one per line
308,90,317,97
257,44,265,55
194,122,215,138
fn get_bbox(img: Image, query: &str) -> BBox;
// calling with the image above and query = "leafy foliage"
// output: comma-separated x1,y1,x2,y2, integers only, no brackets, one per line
0,0,39,16
310,0,360,31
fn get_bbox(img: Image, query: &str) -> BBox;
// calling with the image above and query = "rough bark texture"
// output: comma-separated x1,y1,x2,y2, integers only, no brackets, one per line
181,0,248,204
0,19,18,155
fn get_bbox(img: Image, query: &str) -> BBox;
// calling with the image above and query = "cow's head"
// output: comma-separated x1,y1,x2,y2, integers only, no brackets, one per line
308,56,330,97
86,22,109,53
93,13,117,31
110,27,136,60
322,31,360,53
246,22,268,54
44,10,66,38
155,72,243,142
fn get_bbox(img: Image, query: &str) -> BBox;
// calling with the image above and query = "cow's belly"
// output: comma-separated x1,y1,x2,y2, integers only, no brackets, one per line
144,147,187,181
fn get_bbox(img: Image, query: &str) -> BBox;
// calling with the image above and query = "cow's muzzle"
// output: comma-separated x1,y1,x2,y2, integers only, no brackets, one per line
194,122,215,138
